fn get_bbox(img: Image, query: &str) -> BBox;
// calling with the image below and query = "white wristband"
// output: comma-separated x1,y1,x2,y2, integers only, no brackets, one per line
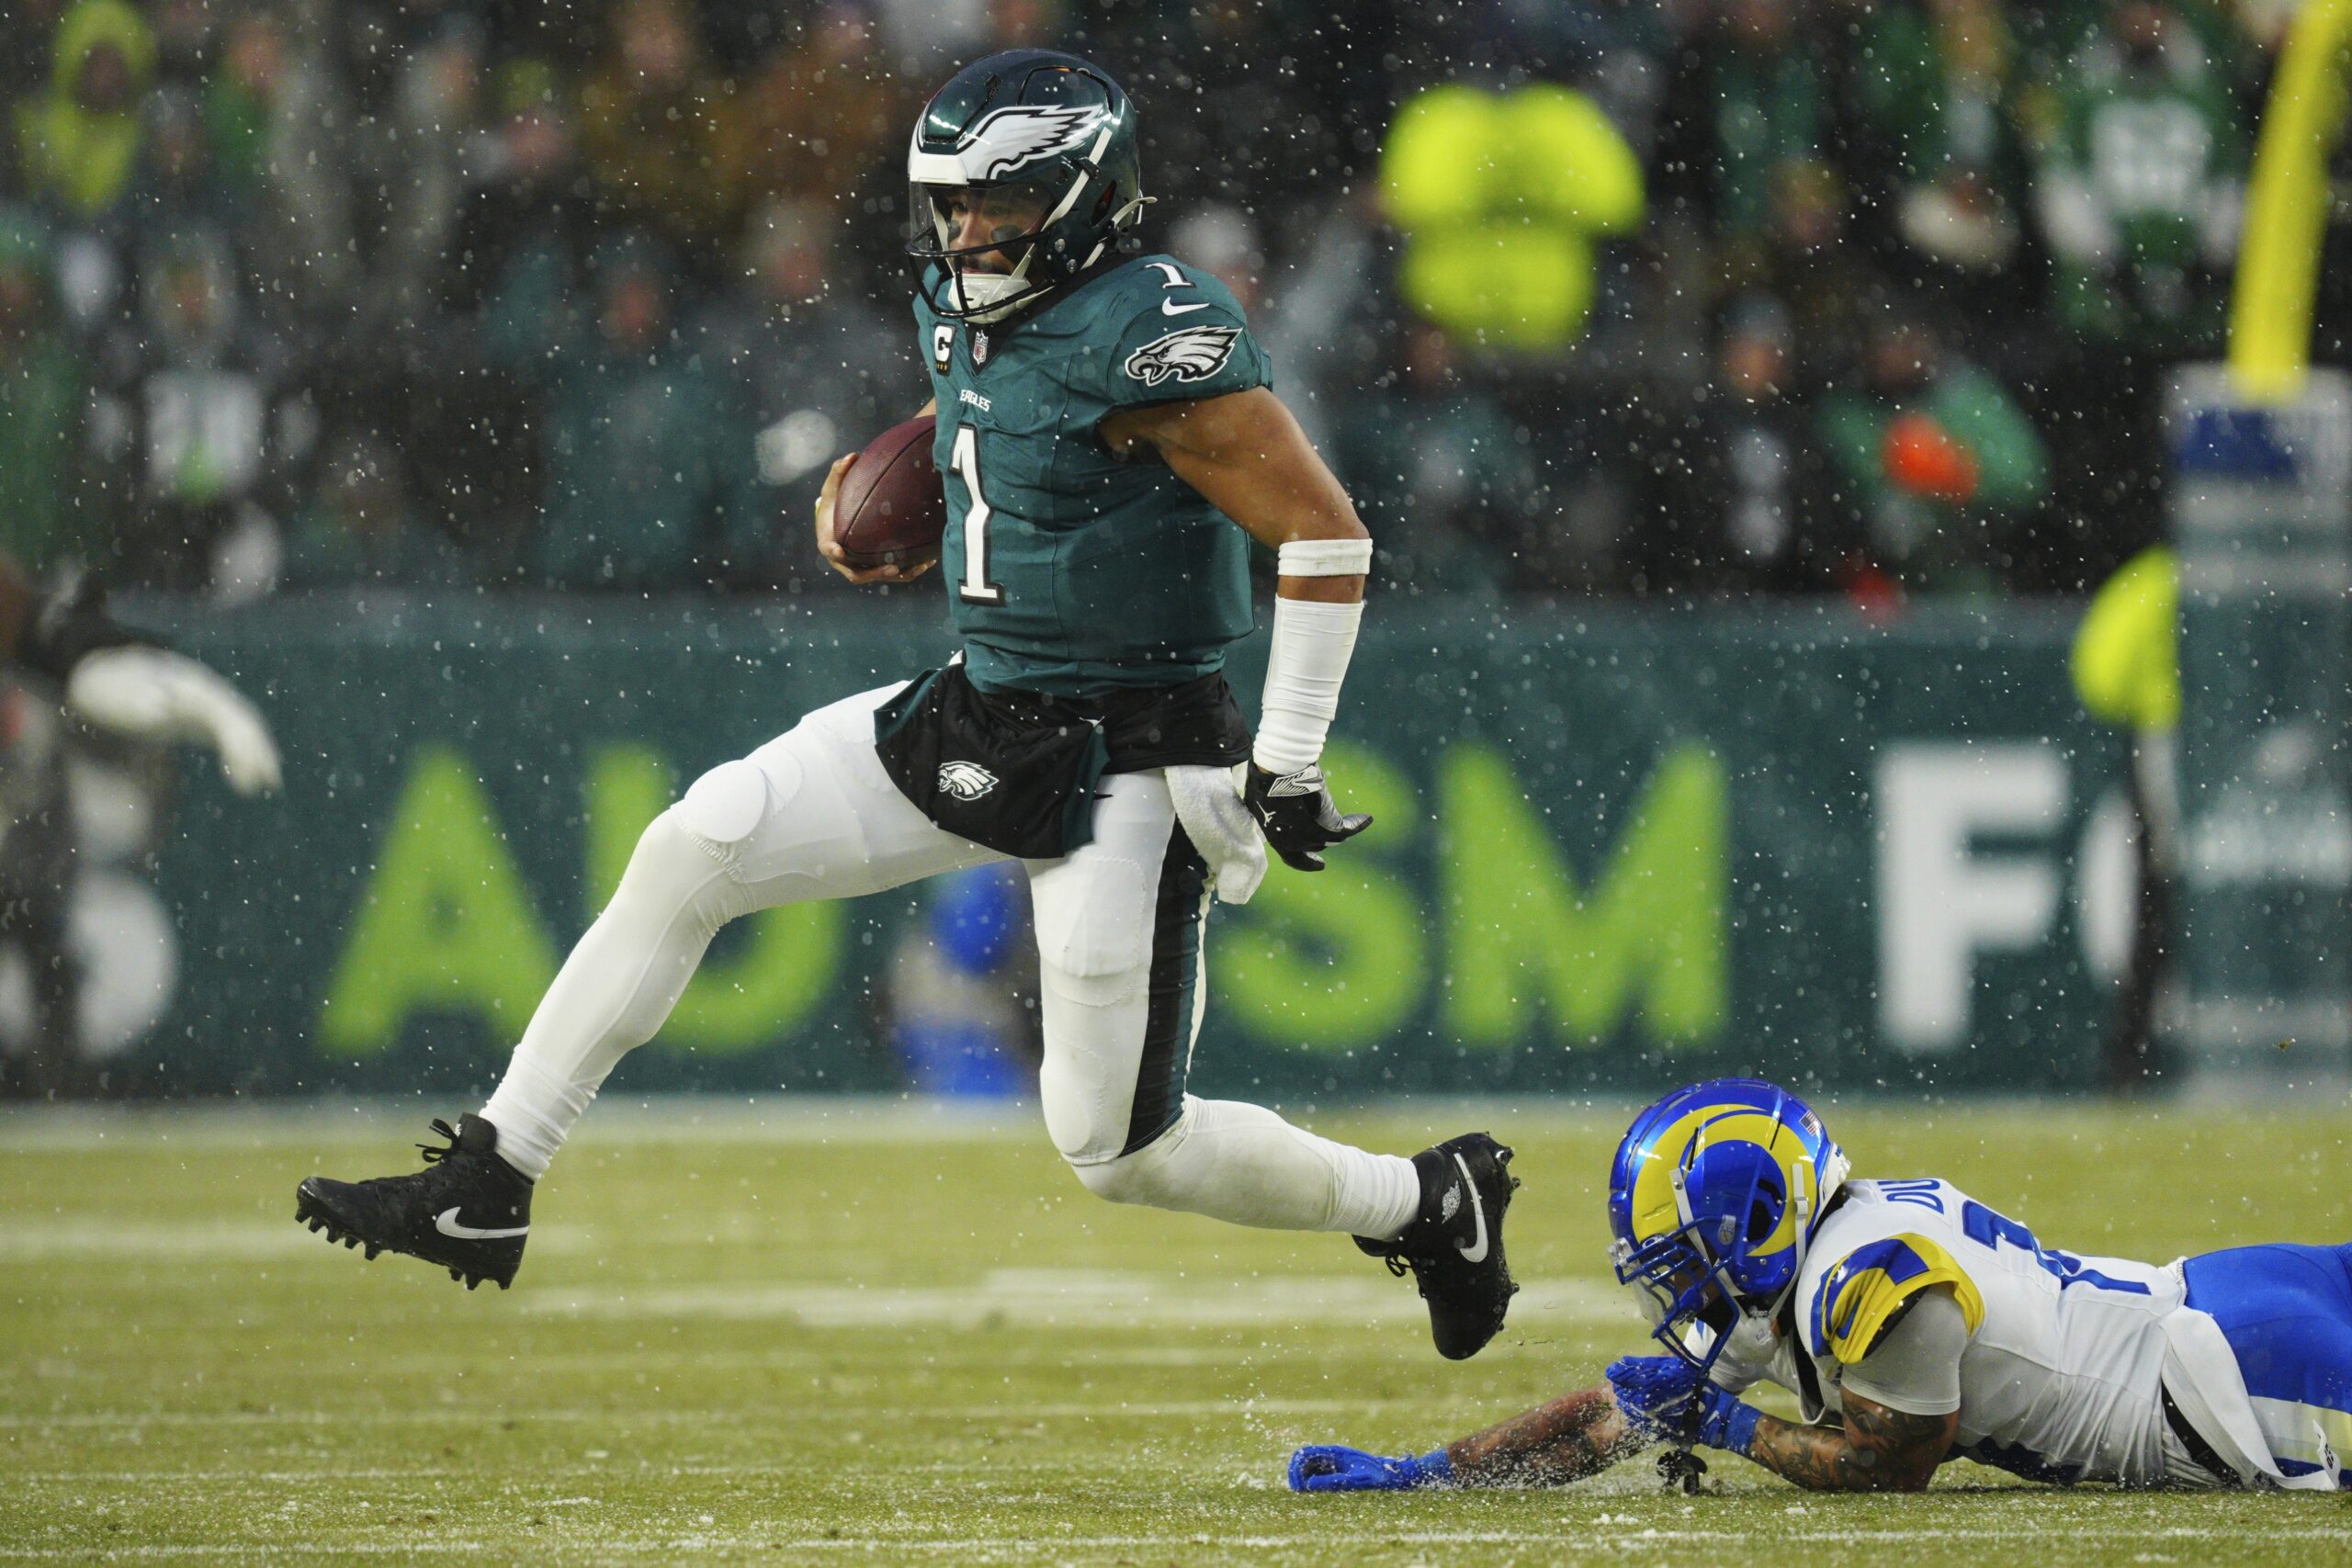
1254,595,1363,774
1277,537,1374,577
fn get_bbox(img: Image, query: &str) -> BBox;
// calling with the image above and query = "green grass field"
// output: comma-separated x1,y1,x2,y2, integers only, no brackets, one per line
3,1097,2348,1564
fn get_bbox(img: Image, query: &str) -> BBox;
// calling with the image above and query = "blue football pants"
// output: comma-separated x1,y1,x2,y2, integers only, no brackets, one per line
2182,1242,2352,1485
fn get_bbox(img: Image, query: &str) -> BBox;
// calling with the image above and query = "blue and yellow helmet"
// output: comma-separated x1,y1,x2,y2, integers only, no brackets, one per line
1606,1078,1849,1371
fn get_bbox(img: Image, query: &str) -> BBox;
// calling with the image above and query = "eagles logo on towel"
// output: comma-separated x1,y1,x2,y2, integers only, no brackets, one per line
1124,325,1241,388
937,760,1000,800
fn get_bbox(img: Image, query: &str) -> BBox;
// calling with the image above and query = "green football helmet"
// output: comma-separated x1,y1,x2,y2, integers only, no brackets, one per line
907,49,1146,323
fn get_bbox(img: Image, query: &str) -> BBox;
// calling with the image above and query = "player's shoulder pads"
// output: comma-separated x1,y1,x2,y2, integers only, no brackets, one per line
1807,1231,1985,1362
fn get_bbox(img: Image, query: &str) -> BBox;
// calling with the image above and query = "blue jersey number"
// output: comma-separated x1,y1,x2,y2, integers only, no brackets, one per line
1960,1201,2150,1296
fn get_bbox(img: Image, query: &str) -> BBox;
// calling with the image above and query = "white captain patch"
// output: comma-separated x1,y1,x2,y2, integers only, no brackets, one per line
1124,325,1240,388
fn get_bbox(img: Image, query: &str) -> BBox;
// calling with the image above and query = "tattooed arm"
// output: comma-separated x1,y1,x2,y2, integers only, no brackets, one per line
1287,1384,1647,1492
1745,1392,1957,1493
1445,1384,1650,1486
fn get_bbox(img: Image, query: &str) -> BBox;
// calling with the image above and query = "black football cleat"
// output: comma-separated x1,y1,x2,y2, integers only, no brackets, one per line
295,1114,533,1291
1357,1132,1520,1359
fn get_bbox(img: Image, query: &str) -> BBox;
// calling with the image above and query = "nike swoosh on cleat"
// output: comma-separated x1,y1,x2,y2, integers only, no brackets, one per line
1452,1153,1489,1264
1160,299,1212,315
435,1207,529,1241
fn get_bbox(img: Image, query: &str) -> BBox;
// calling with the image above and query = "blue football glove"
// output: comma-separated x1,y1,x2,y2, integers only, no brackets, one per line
1287,1444,1453,1493
1690,1381,1763,1457
1605,1355,1763,1456
1605,1355,1703,1444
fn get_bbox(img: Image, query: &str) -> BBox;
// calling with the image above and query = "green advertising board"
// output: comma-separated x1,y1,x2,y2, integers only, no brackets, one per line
121,594,2126,1101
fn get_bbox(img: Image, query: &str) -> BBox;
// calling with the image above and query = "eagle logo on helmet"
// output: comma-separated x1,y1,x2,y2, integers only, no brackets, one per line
1124,325,1240,387
959,104,1104,181
937,761,1000,801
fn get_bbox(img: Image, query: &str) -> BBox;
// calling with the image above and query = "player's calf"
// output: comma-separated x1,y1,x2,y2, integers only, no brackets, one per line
1359,1133,1520,1360
294,1114,534,1291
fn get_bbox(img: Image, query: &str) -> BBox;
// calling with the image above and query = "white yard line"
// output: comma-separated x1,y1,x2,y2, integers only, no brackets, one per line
0,1095,1616,1154
0,1398,1443,1430
517,1269,1621,1330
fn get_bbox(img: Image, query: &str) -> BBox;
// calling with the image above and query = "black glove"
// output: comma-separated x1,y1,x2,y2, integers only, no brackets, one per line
22,566,139,683
1244,761,1372,872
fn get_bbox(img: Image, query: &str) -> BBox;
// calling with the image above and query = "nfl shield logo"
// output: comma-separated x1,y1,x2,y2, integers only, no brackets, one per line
972,329,990,367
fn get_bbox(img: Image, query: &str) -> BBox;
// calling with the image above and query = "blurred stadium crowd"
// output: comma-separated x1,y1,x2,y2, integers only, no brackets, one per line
0,0,2340,607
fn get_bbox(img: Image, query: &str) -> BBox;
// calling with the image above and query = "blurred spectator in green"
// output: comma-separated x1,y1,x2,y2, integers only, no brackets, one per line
1847,1,2024,283
13,0,153,223
1382,81,1643,353
127,85,244,242
694,200,910,592
1815,307,2048,592
577,0,742,266
2033,1,2247,358
1665,0,1834,253
283,431,472,591
239,6,492,347
1330,317,1527,597
0,210,87,573
1728,157,1876,388
1634,294,1838,596
84,226,313,596
499,231,765,592
198,6,281,199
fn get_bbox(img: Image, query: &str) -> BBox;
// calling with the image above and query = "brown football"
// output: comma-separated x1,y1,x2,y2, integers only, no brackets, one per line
832,416,944,570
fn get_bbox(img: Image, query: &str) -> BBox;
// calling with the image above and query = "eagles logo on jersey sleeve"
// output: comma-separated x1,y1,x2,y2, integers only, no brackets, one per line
1097,257,1272,409
1805,1232,1986,1362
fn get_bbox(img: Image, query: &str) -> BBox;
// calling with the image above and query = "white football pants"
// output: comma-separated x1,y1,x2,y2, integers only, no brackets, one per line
480,684,1420,1239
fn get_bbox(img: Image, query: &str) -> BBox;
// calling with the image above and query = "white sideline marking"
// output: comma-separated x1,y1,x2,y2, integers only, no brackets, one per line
0,1399,1434,1430
0,1219,597,1263
519,1268,1620,1330
0,1093,1619,1152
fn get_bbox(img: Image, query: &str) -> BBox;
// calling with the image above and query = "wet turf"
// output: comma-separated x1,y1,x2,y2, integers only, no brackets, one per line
2,1098,2346,1564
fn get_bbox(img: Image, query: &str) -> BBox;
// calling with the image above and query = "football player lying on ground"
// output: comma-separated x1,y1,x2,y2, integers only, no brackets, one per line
1292,1078,2352,1494
294,49,1520,1362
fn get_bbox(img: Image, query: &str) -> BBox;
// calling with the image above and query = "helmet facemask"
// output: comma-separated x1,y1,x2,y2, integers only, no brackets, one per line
1611,1164,1784,1380
910,173,1074,324
905,51,1146,325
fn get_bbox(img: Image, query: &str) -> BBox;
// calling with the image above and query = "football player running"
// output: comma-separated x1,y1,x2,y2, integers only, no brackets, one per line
1291,1078,2352,1493
294,50,1520,1361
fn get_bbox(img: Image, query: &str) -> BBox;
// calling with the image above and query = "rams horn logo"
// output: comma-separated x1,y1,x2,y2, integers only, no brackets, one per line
937,761,1000,801
1124,325,1240,387
961,105,1104,181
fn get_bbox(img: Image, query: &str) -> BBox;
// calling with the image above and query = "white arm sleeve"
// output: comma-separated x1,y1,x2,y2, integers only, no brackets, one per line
1838,1287,1970,1416
1252,539,1372,775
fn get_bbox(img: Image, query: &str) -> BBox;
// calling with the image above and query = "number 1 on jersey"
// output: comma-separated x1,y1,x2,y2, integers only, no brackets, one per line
949,423,1003,605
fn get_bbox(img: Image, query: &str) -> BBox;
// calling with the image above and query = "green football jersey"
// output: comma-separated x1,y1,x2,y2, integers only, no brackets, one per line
912,253,1272,696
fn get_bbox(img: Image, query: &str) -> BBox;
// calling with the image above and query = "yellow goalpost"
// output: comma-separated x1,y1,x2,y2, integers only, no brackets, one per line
2231,0,2352,400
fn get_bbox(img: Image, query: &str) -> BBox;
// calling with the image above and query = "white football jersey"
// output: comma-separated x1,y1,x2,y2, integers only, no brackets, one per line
1703,1178,2193,1487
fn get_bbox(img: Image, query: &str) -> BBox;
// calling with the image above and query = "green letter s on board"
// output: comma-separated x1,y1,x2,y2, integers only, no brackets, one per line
1442,740,1728,1048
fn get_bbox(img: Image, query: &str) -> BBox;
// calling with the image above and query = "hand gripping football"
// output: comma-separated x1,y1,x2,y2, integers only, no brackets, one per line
832,416,945,570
